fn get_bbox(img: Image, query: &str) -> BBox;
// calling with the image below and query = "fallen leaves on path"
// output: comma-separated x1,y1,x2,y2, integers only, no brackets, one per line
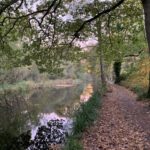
82,85,150,150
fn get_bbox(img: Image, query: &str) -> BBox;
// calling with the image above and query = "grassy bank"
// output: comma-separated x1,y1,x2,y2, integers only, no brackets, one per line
0,79,81,90
64,90,103,150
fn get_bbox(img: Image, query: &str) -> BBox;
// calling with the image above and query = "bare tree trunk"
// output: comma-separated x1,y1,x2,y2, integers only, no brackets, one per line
141,0,150,97
96,19,106,87
99,49,106,86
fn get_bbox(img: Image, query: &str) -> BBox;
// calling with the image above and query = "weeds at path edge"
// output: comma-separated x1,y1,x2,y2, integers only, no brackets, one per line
63,90,104,150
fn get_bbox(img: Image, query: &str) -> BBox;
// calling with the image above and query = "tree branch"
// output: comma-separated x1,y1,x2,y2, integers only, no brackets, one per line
70,0,125,44
40,0,58,26
0,0,20,15
2,18,19,37
15,0,24,11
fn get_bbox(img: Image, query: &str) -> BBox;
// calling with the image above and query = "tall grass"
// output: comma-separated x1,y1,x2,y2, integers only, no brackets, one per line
64,91,102,150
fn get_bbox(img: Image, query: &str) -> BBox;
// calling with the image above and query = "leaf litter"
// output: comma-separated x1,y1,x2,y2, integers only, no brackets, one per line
82,84,150,150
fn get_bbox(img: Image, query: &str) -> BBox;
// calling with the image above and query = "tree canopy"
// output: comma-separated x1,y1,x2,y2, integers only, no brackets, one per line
0,0,149,74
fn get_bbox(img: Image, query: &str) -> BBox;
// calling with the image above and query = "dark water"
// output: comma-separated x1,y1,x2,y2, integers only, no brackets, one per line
0,75,93,149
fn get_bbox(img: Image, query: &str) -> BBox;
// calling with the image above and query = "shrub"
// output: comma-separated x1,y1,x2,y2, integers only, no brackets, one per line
132,85,149,100
73,92,101,135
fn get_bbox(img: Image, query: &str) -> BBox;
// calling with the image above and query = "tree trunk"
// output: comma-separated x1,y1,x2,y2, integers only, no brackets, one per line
99,50,106,86
113,61,122,84
141,0,150,97
147,72,150,98
96,19,106,87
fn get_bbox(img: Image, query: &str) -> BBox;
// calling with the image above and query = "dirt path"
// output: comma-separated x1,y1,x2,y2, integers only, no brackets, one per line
82,84,150,150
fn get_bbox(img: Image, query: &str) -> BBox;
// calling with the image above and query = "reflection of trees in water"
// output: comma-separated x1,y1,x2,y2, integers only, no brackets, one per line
0,74,93,149
0,88,38,150
30,83,84,115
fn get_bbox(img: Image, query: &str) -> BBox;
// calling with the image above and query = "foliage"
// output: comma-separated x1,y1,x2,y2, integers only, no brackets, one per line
0,0,86,74
0,40,24,69
101,0,146,63
121,56,150,99
64,91,102,150
0,0,146,73
131,85,148,100
64,136,83,150
73,92,101,135
0,63,39,84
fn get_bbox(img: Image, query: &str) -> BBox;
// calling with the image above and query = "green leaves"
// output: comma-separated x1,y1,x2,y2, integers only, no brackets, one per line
0,0,147,75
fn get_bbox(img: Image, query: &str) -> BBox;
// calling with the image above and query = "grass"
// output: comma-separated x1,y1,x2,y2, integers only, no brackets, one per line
64,91,103,150
64,136,83,150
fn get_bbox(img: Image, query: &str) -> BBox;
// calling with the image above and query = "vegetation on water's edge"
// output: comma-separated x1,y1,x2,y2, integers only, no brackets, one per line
64,89,104,150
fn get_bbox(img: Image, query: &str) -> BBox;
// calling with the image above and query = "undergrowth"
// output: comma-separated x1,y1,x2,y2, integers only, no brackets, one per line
132,85,149,100
120,57,150,100
64,90,103,150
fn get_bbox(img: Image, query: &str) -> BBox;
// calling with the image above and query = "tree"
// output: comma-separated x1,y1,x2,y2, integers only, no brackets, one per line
72,0,150,96
0,0,83,74
0,0,150,96
102,0,145,84
141,0,150,97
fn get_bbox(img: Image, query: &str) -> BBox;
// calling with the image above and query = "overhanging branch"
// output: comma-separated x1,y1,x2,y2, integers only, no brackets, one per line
0,0,20,15
70,0,125,44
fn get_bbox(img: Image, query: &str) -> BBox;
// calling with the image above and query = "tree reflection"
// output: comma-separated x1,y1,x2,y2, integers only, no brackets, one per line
0,88,38,150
